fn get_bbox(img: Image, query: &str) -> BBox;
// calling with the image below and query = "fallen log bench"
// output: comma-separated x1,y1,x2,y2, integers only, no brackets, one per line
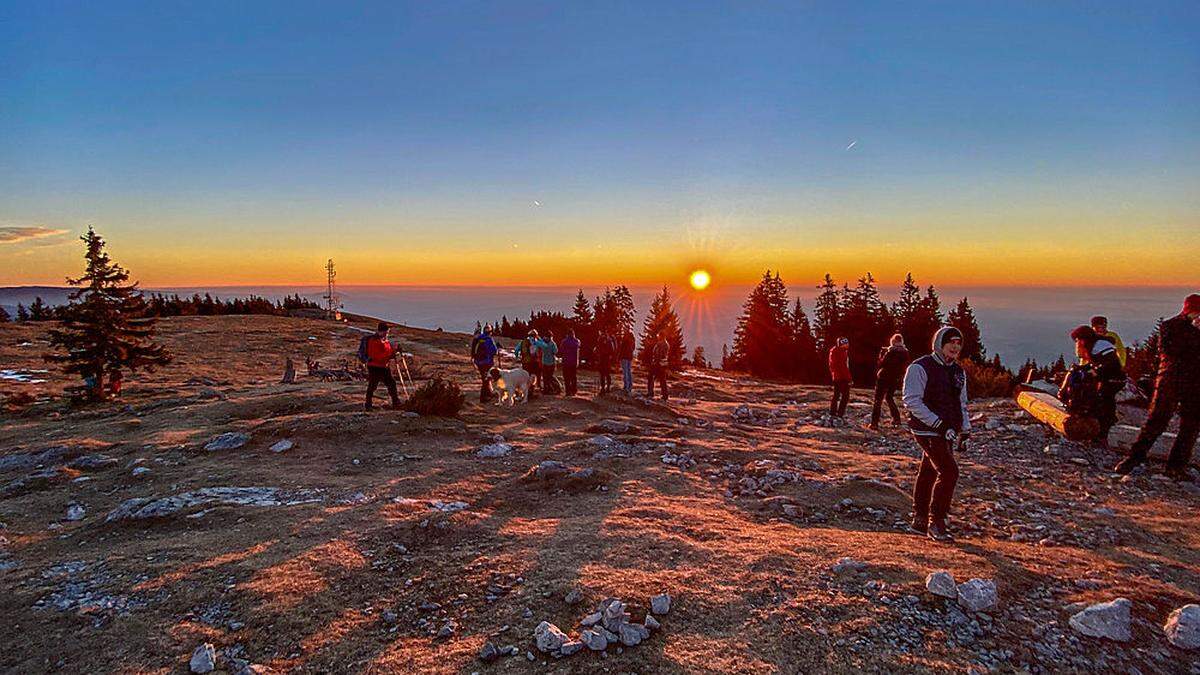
1015,390,1100,441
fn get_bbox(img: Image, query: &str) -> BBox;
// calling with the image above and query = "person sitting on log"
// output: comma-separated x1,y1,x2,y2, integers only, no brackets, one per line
1069,325,1125,445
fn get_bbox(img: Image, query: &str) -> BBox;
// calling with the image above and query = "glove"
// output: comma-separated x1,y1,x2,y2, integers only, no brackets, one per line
943,427,958,444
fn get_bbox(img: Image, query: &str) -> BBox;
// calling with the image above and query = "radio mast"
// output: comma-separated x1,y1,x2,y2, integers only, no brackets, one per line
322,258,341,319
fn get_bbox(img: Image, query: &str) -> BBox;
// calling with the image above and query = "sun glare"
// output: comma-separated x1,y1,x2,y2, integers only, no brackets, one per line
689,269,711,291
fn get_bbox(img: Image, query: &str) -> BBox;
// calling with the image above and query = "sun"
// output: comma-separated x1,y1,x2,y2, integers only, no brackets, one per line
689,269,711,291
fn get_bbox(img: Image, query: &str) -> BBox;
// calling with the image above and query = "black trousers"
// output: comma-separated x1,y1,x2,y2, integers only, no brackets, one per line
366,365,399,409
871,379,901,426
563,364,578,396
541,362,556,394
1130,377,1200,470
830,381,850,416
597,362,612,392
1096,378,1124,438
913,434,959,525
647,366,669,400
476,362,494,402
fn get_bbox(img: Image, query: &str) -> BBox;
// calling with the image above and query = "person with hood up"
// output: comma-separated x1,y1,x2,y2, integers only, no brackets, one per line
902,326,970,542
1114,294,1200,479
1069,324,1125,443
828,337,852,417
560,329,581,396
471,324,499,403
870,333,910,430
537,331,559,395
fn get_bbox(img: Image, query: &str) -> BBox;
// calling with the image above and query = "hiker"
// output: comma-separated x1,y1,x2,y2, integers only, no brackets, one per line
870,333,909,430
1069,324,1125,443
1088,316,1127,368
646,336,670,400
471,324,499,402
537,331,559,395
828,337,852,417
515,330,541,397
594,331,615,393
618,330,636,394
902,326,970,542
560,329,581,396
359,322,400,410
1113,294,1200,479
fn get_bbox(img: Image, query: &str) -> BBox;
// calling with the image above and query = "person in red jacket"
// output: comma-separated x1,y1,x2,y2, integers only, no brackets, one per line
360,322,400,410
828,337,852,417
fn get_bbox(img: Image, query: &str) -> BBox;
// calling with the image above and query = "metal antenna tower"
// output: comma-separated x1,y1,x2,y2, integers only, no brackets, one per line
322,258,341,318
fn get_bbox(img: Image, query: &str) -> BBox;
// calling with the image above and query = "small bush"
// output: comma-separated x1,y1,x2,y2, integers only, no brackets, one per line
400,377,465,417
962,358,1016,399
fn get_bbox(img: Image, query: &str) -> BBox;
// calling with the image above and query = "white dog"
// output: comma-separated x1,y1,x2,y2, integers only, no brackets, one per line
489,367,531,406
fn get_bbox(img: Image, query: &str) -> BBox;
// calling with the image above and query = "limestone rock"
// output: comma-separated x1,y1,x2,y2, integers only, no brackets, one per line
534,621,568,653
476,442,512,458
189,643,217,674
956,578,998,613
644,614,661,631
925,570,958,598
204,432,250,451
65,503,86,522
269,439,294,453
1165,604,1200,650
650,593,672,615
581,628,608,651
1069,598,1132,641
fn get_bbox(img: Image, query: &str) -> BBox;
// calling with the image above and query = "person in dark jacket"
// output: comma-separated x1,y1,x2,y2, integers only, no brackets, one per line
870,333,909,430
594,332,615,393
515,330,541,398
560,329,581,396
618,331,636,394
646,336,670,400
902,326,970,542
828,337,852,417
471,324,499,403
360,322,400,411
1114,294,1200,479
1070,324,1124,443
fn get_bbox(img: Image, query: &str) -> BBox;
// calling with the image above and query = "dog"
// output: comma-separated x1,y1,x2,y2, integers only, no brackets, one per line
488,367,531,406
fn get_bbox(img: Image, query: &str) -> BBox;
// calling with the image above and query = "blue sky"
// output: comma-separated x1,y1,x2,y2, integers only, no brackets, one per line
2,1,1197,286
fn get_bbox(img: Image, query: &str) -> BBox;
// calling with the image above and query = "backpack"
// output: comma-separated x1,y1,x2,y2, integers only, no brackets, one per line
471,335,486,361
1060,365,1100,416
357,335,372,363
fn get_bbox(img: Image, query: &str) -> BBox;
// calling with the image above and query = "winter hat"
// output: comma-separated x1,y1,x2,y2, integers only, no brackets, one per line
1184,294,1200,315
1089,315,1107,328
1070,325,1097,343
931,326,963,352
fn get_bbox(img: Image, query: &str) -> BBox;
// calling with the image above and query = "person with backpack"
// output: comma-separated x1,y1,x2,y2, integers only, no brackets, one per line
1114,294,1200,479
594,331,615,393
471,324,499,403
560,329,581,396
515,330,541,398
828,337,852,418
359,322,400,411
1069,324,1125,444
1087,316,1127,368
902,326,970,542
618,330,636,394
870,333,909,430
646,336,670,400
537,331,559,395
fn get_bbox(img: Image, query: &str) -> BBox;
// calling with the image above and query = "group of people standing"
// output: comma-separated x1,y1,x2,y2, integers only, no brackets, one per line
468,324,664,402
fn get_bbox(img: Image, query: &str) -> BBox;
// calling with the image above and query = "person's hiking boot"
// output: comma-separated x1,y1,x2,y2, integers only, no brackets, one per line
1165,466,1194,483
908,516,928,535
927,521,954,543
1112,455,1145,475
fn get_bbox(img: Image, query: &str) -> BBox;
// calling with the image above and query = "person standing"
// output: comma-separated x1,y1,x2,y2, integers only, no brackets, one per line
537,331,559,395
902,326,970,542
870,334,909,430
1113,294,1200,479
516,330,541,398
360,322,400,411
618,330,636,395
471,324,499,403
594,331,615,393
560,329,581,396
1070,325,1124,443
646,336,670,401
828,337,852,417
1088,315,1127,368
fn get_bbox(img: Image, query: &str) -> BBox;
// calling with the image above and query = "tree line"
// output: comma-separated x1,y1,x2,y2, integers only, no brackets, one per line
1,292,321,323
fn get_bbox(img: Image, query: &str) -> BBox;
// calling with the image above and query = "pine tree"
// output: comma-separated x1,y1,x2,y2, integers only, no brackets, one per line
571,290,593,326
787,298,818,382
948,297,985,363
731,271,791,378
721,344,731,370
16,303,29,321
0,306,9,323
610,285,636,337
813,274,841,352
637,285,685,372
840,272,895,383
28,297,50,321
903,285,944,355
43,228,171,398
691,346,707,369
892,273,921,329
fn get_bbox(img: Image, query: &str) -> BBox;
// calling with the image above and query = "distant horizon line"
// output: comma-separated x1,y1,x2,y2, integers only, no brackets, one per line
1,282,1195,292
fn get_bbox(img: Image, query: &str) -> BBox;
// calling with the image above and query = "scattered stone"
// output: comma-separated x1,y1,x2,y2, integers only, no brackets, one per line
204,432,250,452
926,570,958,598
650,593,672,615
478,641,500,662
956,578,998,613
189,643,217,674
587,435,615,447
436,620,456,639
1164,604,1200,650
534,621,568,653
66,454,118,470
584,420,639,435
65,503,86,522
106,487,324,522
131,466,152,478
559,640,584,656
565,588,584,605
581,628,608,651
269,439,294,453
429,500,469,513
618,622,649,647
581,611,602,627
644,614,661,631
1069,598,1132,642
831,557,869,575
476,442,513,458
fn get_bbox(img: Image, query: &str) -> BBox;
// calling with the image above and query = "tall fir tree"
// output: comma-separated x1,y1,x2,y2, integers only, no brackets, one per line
16,303,29,322
841,272,895,383
691,346,708,369
721,344,731,370
610,285,637,336
570,289,596,361
787,298,818,382
813,274,842,353
731,271,792,378
44,228,171,398
28,297,50,321
637,285,685,372
571,290,593,326
947,297,985,363
0,306,9,323
892,273,921,328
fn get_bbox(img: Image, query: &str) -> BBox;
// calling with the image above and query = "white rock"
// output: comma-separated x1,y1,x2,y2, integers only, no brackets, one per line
588,435,615,446
581,628,608,651
65,503,86,522
644,614,661,631
269,439,294,453
131,466,152,477
204,432,250,451
650,593,671,615
476,442,513,458
925,570,957,598
1069,597,1132,642
956,578,998,613
189,643,217,673
1165,604,1200,650
534,621,567,653
831,557,868,575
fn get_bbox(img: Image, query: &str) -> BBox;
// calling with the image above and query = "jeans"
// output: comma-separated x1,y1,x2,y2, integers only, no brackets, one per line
1130,377,1200,470
476,362,494,402
871,379,901,426
621,359,633,393
830,381,850,416
366,365,399,409
912,434,959,526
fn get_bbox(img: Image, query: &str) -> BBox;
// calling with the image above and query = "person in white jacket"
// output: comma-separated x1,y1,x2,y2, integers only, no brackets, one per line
902,326,970,542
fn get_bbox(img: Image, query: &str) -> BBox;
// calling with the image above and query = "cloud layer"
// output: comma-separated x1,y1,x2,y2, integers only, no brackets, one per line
0,226,70,244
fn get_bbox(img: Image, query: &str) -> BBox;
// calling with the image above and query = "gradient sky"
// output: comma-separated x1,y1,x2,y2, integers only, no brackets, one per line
2,1,1198,288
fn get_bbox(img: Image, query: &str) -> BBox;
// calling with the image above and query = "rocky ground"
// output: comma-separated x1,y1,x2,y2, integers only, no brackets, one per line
2,315,1199,674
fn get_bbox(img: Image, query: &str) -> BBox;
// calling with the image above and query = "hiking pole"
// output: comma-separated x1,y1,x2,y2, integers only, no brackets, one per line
392,353,409,397
398,353,414,393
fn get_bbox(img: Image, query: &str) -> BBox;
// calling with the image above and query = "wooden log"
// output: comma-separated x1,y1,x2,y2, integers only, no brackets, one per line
1015,390,1100,441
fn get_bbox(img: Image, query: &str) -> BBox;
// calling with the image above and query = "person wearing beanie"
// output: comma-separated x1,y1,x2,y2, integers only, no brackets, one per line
1114,294,1200,479
828,337,852,417
1088,316,1127,368
902,326,970,542
870,333,910,431
1069,324,1125,442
